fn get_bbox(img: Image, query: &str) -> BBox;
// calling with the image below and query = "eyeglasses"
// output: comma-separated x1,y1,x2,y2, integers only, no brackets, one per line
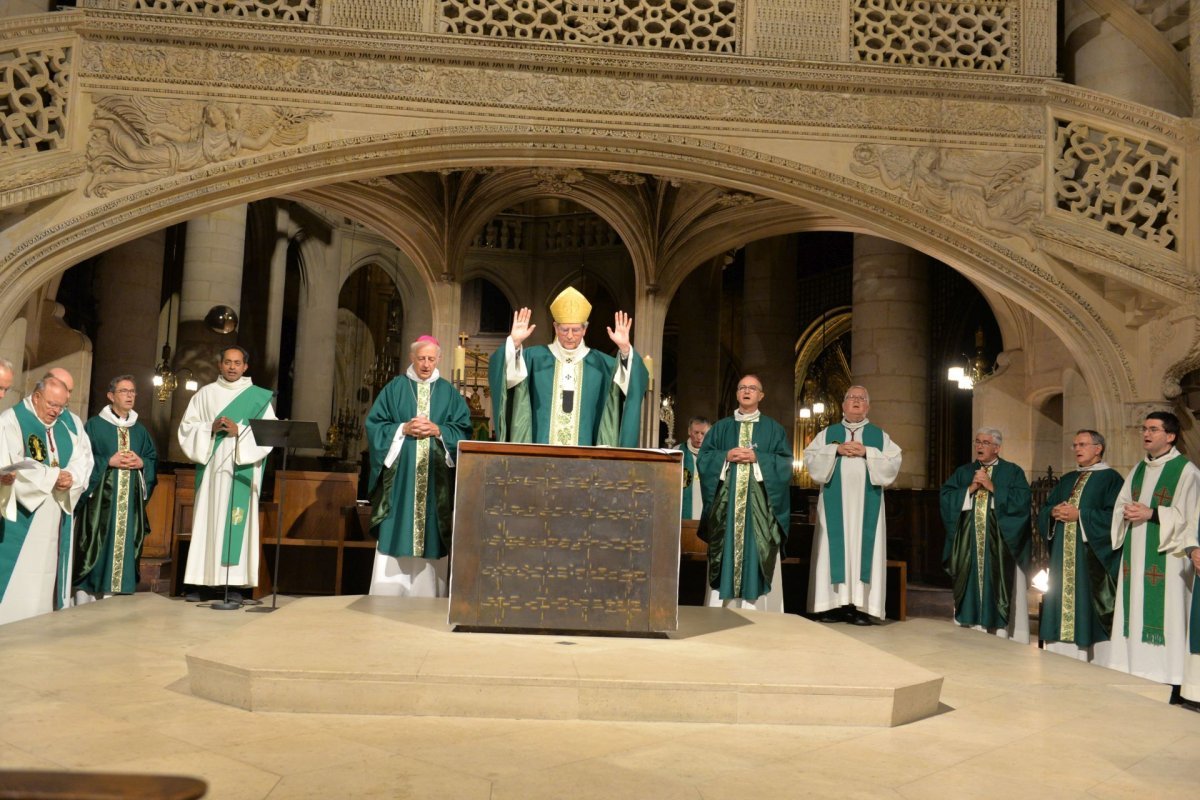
113,389,137,395
1141,426,1165,434
737,385,762,392
973,439,997,447
845,395,868,402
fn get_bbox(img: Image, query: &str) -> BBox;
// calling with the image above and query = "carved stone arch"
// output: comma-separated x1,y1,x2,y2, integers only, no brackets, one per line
0,125,1132,440
337,245,435,349
459,264,520,314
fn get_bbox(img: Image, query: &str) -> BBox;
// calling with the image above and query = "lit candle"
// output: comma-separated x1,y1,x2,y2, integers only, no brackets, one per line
454,345,466,381
643,354,654,390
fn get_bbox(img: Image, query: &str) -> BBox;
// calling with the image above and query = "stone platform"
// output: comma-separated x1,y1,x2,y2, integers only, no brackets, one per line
186,596,943,727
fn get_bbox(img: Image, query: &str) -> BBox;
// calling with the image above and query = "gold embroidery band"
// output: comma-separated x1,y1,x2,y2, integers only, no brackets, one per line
412,382,432,558
112,426,131,592
731,420,753,598
1059,471,1092,643
972,465,992,603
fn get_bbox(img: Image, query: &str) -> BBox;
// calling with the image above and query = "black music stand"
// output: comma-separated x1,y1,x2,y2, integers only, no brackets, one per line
244,419,324,613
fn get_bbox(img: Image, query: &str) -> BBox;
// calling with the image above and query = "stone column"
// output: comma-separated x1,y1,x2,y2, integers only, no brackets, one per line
91,230,165,430
262,204,293,389
167,205,248,461
290,233,339,449
1063,0,1189,116
674,259,723,434
742,235,799,431
851,235,929,489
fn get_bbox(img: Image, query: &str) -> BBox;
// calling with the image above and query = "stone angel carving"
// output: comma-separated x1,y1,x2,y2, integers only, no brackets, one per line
85,95,328,197
851,144,1042,247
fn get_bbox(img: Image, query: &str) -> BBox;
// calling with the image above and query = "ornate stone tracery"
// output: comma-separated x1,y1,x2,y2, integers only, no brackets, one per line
84,0,321,23
851,0,1014,71
1052,118,1179,253
437,0,741,53
1,46,72,157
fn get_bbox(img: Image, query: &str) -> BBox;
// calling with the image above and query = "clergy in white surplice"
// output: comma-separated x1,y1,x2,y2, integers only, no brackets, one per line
805,386,902,625
178,347,275,596
1108,412,1200,703
678,416,711,521
365,336,471,597
0,375,93,625
488,287,649,448
75,375,158,601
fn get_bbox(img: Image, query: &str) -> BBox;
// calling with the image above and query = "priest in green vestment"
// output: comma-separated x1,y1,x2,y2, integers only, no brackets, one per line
489,287,649,447
366,336,471,597
940,427,1032,643
1036,429,1123,663
1108,412,1200,697
678,417,710,520
0,376,93,625
696,376,791,612
75,375,158,601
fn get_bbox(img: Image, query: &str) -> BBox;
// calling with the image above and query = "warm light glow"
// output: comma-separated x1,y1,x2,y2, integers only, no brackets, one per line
947,366,964,381
812,401,825,414
152,375,164,387
799,407,812,419
184,379,199,392
1031,569,1049,593
958,375,974,390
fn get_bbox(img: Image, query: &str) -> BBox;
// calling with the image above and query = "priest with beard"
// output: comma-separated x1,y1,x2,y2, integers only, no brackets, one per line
178,346,275,601
489,287,649,447
75,375,158,602
365,336,471,597
1036,429,1122,663
696,376,791,612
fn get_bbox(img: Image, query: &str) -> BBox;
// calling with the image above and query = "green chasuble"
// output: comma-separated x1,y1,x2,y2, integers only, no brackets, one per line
0,403,75,608
366,375,471,559
488,343,649,447
696,414,791,602
678,443,700,520
75,412,158,595
939,458,1031,629
1036,468,1123,647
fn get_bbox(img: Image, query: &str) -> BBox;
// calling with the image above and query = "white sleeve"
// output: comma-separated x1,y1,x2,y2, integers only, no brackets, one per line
803,430,837,485
864,433,903,488
504,337,528,390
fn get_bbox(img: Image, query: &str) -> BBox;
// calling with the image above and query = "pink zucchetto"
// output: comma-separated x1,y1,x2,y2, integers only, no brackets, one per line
416,335,440,347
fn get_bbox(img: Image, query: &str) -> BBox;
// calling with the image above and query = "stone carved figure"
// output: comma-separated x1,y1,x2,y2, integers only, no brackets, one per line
851,144,1041,247
85,95,327,197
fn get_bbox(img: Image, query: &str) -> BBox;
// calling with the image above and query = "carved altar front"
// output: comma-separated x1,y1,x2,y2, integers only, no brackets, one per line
449,441,683,634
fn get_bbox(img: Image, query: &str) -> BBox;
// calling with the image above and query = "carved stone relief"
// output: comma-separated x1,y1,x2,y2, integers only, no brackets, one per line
1052,118,1179,253
850,143,1041,246
851,0,1013,71
83,0,320,23
84,95,329,197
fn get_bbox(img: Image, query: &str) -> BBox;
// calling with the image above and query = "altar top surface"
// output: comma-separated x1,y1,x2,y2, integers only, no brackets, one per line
187,596,943,727
457,440,684,463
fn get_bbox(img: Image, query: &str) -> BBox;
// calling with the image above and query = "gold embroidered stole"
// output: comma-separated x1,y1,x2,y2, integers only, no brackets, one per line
732,420,754,598
412,382,431,557
1058,471,1092,642
111,426,132,590
972,464,993,601
548,355,583,445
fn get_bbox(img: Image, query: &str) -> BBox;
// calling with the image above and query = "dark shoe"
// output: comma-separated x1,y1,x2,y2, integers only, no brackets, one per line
850,609,876,626
817,607,848,623
184,591,201,602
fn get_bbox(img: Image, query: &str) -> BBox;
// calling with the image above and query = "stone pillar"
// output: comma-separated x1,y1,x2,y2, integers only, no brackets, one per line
91,230,165,426
851,235,929,489
262,204,293,390
291,233,339,448
634,284,671,449
742,235,799,431
167,206,248,461
675,259,723,434
1063,0,1189,116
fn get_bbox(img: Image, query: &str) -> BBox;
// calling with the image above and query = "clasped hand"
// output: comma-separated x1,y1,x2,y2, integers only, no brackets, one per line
726,446,757,464
405,416,439,439
1122,501,1153,523
968,468,994,495
211,416,238,436
1049,502,1080,522
53,471,73,491
836,441,866,458
108,451,143,470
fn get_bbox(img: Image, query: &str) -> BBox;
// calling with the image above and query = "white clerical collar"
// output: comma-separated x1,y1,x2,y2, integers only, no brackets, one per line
734,408,760,423
100,405,138,427
216,376,252,390
687,441,700,456
1145,447,1178,464
549,340,590,363
1077,461,1109,472
843,417,868,430
23,396,56,427
405,365,440,385
980,459,999,467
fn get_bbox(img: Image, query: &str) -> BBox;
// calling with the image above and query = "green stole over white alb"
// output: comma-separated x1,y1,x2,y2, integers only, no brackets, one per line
196,385,273,566
548,343,585,445
0,403,75,608
411,381,432,557
820,422,884,583
1123,454,1187,646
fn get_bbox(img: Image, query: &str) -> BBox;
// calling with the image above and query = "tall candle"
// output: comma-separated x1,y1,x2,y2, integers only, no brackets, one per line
454,345,466,380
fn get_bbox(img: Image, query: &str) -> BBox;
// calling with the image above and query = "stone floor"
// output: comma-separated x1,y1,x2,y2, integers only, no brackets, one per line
2,593,1198,799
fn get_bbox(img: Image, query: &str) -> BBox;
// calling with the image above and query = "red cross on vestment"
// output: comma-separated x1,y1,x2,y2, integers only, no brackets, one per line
1153,486,1173,506
1145,564,1167,586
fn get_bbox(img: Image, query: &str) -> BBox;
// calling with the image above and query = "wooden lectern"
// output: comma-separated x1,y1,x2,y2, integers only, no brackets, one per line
449,441,683,634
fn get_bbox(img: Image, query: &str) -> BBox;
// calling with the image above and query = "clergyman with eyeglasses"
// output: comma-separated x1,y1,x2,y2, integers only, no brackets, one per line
804,386,902,626
74,375,158,603
0,371,94,624
939,427,1032,643
1108,411,1200,710
695,375,791,612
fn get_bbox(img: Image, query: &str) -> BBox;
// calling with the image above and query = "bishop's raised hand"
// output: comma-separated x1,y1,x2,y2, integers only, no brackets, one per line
606,310,633,355
510,307,536,348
